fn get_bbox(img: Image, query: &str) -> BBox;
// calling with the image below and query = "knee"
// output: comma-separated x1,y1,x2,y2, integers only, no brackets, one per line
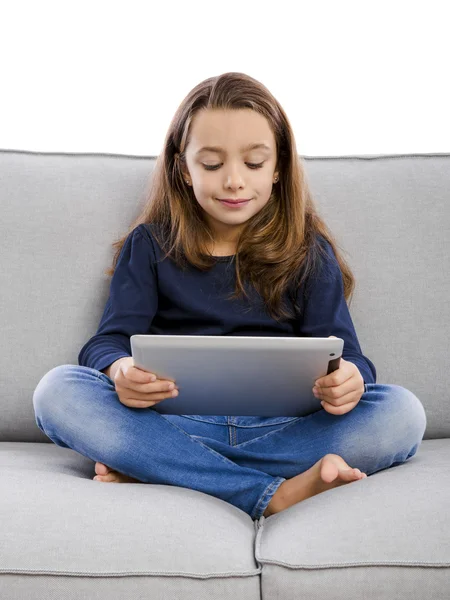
367,383,427,448
33,364,84,419
341,384,427,473
388,384,426,441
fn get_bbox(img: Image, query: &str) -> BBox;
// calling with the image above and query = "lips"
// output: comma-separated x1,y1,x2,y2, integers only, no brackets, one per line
217,198,251,204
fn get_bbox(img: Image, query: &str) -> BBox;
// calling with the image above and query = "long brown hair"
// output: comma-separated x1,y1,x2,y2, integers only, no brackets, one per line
105,72,355,322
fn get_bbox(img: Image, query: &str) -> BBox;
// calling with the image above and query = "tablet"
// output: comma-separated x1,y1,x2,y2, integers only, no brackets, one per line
130,335,343,417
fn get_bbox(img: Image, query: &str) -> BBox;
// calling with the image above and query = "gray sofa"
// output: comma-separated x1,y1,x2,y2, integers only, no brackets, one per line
1,148,449,599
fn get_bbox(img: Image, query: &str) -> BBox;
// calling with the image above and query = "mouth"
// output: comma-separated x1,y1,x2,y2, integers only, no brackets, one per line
216,198,252,207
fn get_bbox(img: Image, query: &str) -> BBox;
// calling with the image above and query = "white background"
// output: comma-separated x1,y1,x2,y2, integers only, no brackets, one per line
1,0,448,156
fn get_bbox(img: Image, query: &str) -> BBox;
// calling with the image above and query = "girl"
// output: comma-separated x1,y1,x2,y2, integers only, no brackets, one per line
33,72,427,520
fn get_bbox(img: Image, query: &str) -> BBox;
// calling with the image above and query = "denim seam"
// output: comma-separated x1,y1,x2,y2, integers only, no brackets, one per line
252,477,285,520
231,425,237,446
157,418,245,468
179,416,228,427
234,417,304,449
181,415,299,428
233,417,300,429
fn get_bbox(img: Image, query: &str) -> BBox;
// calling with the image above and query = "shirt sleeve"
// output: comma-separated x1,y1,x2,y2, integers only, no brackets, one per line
78,225,158,373
298,236,377,386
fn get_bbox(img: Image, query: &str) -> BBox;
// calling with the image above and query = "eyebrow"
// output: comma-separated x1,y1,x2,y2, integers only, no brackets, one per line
195,143,271,156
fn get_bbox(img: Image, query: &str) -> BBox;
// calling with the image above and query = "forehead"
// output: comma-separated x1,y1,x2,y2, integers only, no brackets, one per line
189,109,275,155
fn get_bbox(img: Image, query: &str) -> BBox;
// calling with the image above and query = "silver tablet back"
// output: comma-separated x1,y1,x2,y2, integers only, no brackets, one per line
131,335,343,417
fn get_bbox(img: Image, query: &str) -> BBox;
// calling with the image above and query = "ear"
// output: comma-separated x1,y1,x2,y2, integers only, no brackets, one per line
175,152,190,181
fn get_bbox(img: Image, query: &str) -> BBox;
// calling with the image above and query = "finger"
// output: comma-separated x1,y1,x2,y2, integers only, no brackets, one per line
118,383,178,400
123,398,159,408
125,367,157,384
320,399,359,415
128,397,160,406
123,389,179,407
126,367,177,388
314,379,357,405
122,373,178,394
316,370,353,391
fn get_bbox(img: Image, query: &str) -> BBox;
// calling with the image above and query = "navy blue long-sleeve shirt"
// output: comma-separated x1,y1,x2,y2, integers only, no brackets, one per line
78,224,376,418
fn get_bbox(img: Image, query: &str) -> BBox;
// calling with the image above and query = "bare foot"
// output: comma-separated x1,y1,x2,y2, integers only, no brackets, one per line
93,462,141,483
263,454,367,517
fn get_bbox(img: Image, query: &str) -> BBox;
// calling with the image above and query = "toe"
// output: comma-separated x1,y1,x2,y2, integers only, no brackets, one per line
94,472,117,482
100,472,118,482
340,468,363,482
95,462,111,476
320,458,340,483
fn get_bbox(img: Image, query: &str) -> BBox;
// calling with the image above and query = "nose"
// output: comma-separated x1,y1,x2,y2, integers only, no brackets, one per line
223,166,245,190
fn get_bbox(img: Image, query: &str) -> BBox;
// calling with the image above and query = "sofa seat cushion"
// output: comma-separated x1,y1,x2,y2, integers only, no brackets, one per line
0,442,261,599
255,439,450,598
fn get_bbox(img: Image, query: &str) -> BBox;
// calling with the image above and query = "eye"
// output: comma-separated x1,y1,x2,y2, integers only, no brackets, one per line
203,162,264,171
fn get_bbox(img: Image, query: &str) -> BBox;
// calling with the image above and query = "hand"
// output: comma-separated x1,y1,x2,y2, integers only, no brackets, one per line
312,336,365,415
113,357,179,409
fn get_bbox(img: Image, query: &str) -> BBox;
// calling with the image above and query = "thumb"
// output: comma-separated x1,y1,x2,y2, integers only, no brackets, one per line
118,357,134,377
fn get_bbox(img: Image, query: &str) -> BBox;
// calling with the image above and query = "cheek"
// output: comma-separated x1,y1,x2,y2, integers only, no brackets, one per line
194,176,214,196
259,181,276,201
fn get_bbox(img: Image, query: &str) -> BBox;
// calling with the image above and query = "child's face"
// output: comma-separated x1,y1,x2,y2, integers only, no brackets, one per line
182,108,279,245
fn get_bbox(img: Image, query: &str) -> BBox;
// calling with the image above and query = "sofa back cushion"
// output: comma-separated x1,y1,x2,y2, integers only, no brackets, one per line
1,150,449,441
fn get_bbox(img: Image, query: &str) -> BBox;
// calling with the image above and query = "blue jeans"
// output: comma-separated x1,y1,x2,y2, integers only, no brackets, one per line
32,365,427,520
